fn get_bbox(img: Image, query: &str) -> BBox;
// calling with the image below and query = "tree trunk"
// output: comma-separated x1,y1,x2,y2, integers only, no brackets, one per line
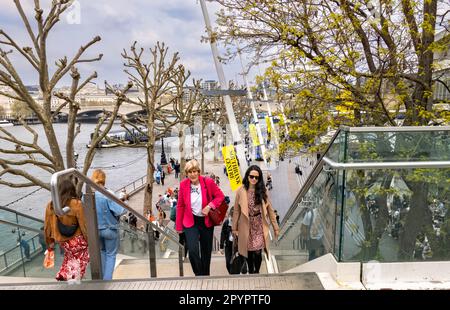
143,119,156,216
42,119,64,170
399,182,430,260
179,127,187,180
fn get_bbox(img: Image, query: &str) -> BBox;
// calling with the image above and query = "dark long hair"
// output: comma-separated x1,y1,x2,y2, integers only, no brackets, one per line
243,165,267,205
58,178,77,207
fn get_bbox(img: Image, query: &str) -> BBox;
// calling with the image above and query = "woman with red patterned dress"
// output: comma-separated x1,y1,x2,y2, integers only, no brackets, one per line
44,179,89,281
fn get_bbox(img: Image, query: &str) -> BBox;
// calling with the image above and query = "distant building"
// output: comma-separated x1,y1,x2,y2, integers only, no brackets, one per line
433,29,450,103
201,80,219,91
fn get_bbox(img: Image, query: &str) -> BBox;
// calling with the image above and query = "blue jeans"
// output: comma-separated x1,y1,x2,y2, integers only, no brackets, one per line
99,228,119,280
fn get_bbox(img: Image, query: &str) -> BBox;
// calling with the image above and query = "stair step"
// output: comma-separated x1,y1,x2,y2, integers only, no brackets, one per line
113,256,268,279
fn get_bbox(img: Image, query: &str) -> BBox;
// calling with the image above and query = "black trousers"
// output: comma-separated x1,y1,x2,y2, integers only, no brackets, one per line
184,216,214,276
224,241,233,274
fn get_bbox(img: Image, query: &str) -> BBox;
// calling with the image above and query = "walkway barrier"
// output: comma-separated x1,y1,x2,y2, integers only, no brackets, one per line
274,126,450,272
0,206,45,277
114,174,146,197
50,168,185,280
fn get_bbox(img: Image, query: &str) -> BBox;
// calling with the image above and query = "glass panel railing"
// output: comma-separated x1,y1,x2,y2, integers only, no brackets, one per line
16,214,43,233
0,206,58,279
118,220,150,260
115,220,185,279
326,129,347,162
274,168,339,272
0,221,73,279
156,231,184,278
346,130,450,163
277,126,450,271
113,221,151,279
341,167,450,262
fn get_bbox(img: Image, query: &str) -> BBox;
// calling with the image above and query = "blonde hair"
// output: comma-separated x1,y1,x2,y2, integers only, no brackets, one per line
184,159,201,174
91,169,106,186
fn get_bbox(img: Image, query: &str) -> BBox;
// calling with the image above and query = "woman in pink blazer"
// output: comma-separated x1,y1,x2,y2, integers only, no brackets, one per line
176,159,225,276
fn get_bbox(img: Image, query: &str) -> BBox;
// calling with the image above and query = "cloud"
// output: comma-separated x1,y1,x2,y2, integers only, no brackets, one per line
0,0,252,86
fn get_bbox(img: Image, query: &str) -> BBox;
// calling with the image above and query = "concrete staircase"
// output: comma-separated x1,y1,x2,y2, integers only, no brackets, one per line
112,252,268,279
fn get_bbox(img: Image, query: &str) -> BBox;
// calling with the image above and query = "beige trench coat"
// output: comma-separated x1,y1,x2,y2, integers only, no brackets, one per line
232,186,280,258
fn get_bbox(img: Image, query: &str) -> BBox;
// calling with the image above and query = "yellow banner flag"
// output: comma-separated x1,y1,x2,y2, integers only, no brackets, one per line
279,113,285,126
249,124,260,146
265,116,271,134
222,145,242,192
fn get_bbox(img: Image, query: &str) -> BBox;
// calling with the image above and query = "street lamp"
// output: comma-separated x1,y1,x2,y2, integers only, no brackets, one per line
160,137,168,165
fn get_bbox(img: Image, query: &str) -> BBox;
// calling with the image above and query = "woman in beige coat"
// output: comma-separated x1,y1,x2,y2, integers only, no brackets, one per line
232,165,279,273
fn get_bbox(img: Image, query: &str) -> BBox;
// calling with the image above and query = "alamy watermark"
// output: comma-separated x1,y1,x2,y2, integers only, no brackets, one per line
65,0,81,25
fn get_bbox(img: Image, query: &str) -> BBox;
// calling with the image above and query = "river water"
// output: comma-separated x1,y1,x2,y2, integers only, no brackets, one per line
0,123,182,219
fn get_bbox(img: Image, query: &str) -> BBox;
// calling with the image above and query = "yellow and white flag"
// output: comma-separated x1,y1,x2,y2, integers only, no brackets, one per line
222,145,242,191
279,113,285,126
249,124,260,146
265,116,271,134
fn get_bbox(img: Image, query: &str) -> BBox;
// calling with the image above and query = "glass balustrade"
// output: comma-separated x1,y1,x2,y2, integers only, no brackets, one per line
274,126,450,272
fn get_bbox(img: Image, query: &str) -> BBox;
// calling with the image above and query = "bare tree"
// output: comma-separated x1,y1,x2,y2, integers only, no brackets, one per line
171,78,205,178
120,41,187,215
0,0,118,191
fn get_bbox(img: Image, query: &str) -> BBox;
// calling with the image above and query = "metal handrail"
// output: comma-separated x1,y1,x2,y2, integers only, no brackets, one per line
322,156,450,169
0,206,44,224
114,174,146,196
0,219,41,233
345,125,450,132
50,168,184,279
50,168,181,245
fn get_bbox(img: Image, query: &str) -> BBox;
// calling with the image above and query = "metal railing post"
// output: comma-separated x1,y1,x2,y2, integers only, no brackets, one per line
84,184,102,280
178,245,184,277
146,223,157,278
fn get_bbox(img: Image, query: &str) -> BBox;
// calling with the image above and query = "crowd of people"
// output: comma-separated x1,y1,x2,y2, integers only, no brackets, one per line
42,155,282,281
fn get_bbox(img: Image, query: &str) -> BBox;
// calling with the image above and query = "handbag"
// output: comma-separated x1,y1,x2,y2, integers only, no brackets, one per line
202,177,228,226
229,237,246,274
208,200,229,226
57,217,78,237
43,249,55,269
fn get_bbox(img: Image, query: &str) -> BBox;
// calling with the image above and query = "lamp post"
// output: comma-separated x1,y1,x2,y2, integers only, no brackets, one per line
160,137,168,165
199,0,248,174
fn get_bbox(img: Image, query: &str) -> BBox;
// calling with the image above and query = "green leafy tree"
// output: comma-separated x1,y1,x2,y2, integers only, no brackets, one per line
215,0,449,260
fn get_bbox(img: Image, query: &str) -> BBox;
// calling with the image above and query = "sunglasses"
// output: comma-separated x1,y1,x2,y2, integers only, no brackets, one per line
248,175,259,180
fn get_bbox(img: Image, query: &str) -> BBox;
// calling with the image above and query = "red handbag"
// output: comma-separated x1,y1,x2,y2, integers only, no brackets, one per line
208,200,229,226
203,177,228,226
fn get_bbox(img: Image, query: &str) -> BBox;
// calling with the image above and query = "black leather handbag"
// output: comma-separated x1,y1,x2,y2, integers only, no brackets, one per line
57,217,78,237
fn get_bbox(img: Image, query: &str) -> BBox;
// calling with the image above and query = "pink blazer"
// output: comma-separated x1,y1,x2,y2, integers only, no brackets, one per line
176,175,225,231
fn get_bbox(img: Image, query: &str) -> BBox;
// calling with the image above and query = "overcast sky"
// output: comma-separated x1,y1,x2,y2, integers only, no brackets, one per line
0,0,257,88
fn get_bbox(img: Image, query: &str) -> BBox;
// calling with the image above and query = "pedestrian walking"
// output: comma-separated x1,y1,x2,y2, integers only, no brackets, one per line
154,170,161,185
220,203,235,274
175,159,225,276
174,160,181,179
18,236,31,261
232,165,279,274
161,170,165,186
266,173,273,190
38,226,46,253
44,178,89,281
91,169,126,280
